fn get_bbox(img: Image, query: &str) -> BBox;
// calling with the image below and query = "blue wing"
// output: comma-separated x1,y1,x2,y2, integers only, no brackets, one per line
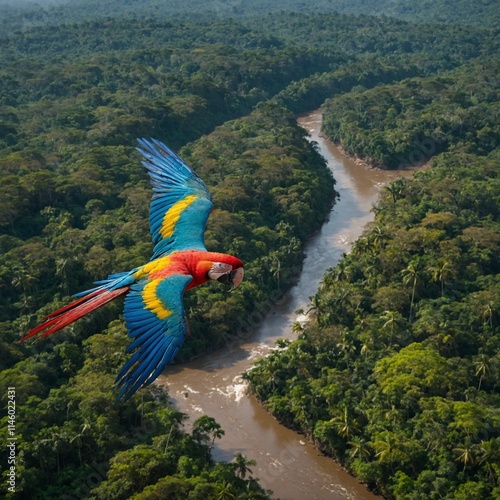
137,138,213,259
115,273,192,401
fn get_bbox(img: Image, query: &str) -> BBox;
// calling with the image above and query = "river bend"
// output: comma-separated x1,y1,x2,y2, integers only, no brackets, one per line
159,110,414,499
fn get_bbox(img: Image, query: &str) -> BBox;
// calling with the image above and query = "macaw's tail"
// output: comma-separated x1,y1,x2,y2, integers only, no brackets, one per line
21,286,130,342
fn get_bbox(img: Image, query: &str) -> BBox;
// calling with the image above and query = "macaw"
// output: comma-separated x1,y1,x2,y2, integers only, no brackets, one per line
21,139,244,401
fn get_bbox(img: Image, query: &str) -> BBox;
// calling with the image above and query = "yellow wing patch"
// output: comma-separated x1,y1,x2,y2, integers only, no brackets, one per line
160,195,198,239
143,279,172,320
134,256,172,281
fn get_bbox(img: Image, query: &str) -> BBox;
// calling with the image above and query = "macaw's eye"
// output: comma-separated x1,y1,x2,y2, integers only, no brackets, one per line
207,262,232,280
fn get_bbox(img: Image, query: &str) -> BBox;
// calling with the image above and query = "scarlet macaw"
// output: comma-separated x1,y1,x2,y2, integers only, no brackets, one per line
21,139,244,401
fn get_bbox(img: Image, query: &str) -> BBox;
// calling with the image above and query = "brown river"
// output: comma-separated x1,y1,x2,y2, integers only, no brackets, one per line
159,110,415,499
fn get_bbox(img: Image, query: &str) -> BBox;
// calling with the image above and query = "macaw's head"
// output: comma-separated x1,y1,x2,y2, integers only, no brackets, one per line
207,254,244,291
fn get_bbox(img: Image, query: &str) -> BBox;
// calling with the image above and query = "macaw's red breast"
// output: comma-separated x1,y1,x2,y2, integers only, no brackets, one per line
141,250,243,289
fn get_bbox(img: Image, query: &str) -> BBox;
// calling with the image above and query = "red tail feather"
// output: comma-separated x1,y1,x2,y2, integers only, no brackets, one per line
21,287,129,342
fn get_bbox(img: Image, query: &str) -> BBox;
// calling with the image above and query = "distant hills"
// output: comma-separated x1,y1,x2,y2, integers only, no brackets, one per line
1,0,498,35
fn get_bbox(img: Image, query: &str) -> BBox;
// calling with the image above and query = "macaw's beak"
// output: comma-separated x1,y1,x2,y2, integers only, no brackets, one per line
217,268,244,291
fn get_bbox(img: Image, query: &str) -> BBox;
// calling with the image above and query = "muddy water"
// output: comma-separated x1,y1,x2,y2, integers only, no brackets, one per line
159,110,415,499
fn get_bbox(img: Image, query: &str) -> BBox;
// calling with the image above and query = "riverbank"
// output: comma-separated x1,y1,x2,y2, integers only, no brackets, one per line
247,103,500,499
319,132,430,173
162,109,417,499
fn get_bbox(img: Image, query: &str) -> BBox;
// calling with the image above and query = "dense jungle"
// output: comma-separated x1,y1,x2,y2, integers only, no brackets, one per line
0,1,498,498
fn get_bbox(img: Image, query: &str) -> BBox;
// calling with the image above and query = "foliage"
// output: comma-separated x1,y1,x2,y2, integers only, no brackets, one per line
246,59,500,498
0,99,332,497
1,0,499,35
0,11,342,499
322,57,500,168
0,323,271,499
1,3,499,499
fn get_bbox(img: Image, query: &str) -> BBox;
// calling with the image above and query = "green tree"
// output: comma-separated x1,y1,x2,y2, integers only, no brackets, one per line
192,416,225,453
402,260,423,323
232,453,256,479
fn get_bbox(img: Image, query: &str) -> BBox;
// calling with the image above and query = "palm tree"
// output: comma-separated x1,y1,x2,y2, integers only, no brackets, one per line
334,261,352,282
291,320,305,335
55,257,71,294
384,179,405,212
192,416,225,453
371,431,408,472
453,442,478,472
360,342,370,357
209,424,225,452
384,404,401,427
306,295,321,316
347,436,371,460
11,267,38,312
232,453,256,479
269,254,282,289
478,438,500,483
291,394,311,429
381,310,402,343
216,481,236,500
12,267,38,294
336,330,356,367
402,260,422,323
483,302,494,329
428,260,451,297
331,407,359,439
371,225,388,250
352,237,373,256
474,353,492,390
69,423,90,466
39,428,68,474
